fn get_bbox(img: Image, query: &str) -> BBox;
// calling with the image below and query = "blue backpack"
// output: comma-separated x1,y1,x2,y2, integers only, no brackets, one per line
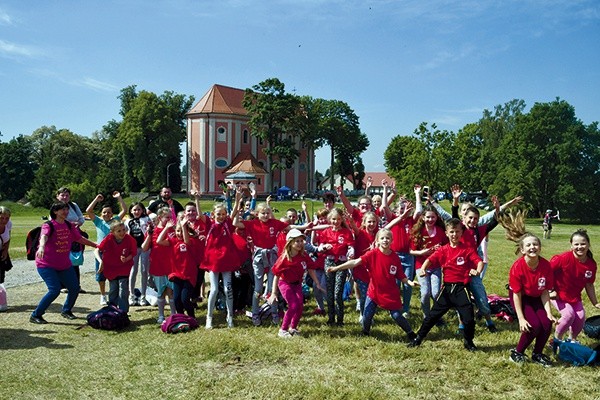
553,339,598,366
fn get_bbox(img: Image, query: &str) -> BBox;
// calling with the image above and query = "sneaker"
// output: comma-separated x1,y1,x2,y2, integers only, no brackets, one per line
463,339,478,352
407,335,423,348
30,315,48,324
129,296,137,306
278,329,293,338
252,314,261,326
100,295,108,306
487,323,498,333
226,316,234,328
456,325,465,336
60,288,68,294
60,311,77,320
402,311,409,319
139,297,150,306
289,328,301,336
510,349,527,364
408,331,417,341
205,316,213,330
532,353,553,367
156,316,165,324
327,318,335,326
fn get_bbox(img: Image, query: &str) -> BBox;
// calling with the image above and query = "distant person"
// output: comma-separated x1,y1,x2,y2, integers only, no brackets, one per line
542,209,559,239
148,187,184,220
124,202,152,306
30,202,96,324
0,206,12,312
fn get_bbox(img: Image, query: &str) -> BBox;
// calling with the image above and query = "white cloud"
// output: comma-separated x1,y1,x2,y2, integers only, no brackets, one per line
0,39,41,58
0,8,12,25
74,77,119,92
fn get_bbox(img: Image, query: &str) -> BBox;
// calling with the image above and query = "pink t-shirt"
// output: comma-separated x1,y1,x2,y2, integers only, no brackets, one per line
36,220,82,270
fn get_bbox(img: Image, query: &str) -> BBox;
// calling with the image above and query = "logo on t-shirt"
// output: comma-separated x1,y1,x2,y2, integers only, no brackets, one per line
457,257,465,265
338,236,345,244
585,270,593,279
269,227,275,236
301,261,307,270
390,265,397,275
537,277,546,290
179,244,187,253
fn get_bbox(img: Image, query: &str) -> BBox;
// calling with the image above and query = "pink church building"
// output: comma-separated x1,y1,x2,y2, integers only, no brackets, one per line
186,84,316,195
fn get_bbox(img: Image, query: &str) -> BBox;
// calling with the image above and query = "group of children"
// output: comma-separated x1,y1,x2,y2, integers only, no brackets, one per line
32,183,599,367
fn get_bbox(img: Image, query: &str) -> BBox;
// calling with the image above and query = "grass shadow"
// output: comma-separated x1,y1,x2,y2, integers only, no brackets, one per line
0,328,74,350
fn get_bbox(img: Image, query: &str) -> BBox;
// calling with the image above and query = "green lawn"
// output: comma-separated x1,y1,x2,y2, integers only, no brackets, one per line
1,198,599,399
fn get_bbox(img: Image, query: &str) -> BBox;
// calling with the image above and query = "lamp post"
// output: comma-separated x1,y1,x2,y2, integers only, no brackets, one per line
166,162,177,188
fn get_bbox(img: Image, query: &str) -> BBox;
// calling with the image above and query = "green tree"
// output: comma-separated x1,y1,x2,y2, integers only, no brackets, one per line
384,135,428,193
0,135,36,201
243,78,301,191
115,87,194,192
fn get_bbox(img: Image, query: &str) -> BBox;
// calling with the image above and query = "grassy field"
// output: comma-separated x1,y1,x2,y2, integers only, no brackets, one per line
1,198,599,399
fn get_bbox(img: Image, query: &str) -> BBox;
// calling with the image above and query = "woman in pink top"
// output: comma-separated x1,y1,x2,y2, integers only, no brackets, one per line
31,202,96,324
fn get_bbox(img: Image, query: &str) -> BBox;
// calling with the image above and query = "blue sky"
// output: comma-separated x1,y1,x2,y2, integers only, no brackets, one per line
1,0,598,173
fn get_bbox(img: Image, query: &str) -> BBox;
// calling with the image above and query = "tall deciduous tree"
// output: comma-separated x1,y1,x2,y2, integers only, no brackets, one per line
0,135,36,201
115,87,194,192
243,78,301,191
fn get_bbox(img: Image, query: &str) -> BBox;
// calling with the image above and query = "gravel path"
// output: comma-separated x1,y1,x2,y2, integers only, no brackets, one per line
3,251,96,288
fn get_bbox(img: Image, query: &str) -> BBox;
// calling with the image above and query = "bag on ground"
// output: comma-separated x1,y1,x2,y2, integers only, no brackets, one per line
160,313,199,333
87,305,130,330
553,339,598,366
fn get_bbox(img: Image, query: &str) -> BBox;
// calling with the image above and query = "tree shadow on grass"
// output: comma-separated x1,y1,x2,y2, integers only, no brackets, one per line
0,328,74,350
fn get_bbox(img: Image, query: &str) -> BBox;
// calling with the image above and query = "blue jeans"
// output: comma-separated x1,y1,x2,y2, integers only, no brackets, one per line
418,268,442,318
355,278,369,316
33,266,79,317
468,275,491,316
172,277,195,318
396,252,415,314
362,296,412,335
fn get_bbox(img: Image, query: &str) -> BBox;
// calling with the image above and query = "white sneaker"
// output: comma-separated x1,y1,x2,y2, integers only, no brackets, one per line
289,328,301,336
205,316,213,330
156,315,165,324
227,316,234,328
278,329,292,338
139,297,150,306
128,295,137,306
100,295,108,306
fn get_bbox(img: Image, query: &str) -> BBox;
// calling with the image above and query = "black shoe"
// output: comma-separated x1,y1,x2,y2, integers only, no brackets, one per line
336,321,344,327
532,353,553,367
487,323,498,333
60,311,77,320
463,339,478,352
407,336,423,348
509,349,527,364
327,318,335,326
408,331,417,341
30,315,48,324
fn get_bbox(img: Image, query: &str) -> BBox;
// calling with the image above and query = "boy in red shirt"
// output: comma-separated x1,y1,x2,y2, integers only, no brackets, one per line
408,218,483,351
95,221,138,313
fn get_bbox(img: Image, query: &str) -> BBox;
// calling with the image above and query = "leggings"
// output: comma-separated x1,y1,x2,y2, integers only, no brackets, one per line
279,280,303,331
207,271,233,319
552,299,585,340
511,292,552,354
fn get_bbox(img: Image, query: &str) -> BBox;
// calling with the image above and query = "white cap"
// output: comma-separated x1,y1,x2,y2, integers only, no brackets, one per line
286,228,305,241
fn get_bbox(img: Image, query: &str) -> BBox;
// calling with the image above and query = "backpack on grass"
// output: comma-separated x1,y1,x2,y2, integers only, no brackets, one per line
160,313,199,333
25,220,72,261
87,305,130,330
552,339,598,366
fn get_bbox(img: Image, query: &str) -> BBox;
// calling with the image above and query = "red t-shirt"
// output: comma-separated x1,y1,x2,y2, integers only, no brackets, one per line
319,227,355,260
353,229,376,283
509,256,554,297
201,218,241,273
351,208,365,226
361,247,406,310
97,233,138,280
390,217,415,253
551,251,597,303
272,252,316,283
149,226,174,276
411,225,448,270
190,218,210,265
426,242,482,284
242,219,289,249
168,237,197,287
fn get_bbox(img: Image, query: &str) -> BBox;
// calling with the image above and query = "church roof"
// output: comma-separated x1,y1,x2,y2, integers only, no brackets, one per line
225,151,268,174
187,84,247,116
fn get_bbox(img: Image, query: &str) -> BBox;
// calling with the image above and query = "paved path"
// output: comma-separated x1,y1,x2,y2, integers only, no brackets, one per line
3,251,96,288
